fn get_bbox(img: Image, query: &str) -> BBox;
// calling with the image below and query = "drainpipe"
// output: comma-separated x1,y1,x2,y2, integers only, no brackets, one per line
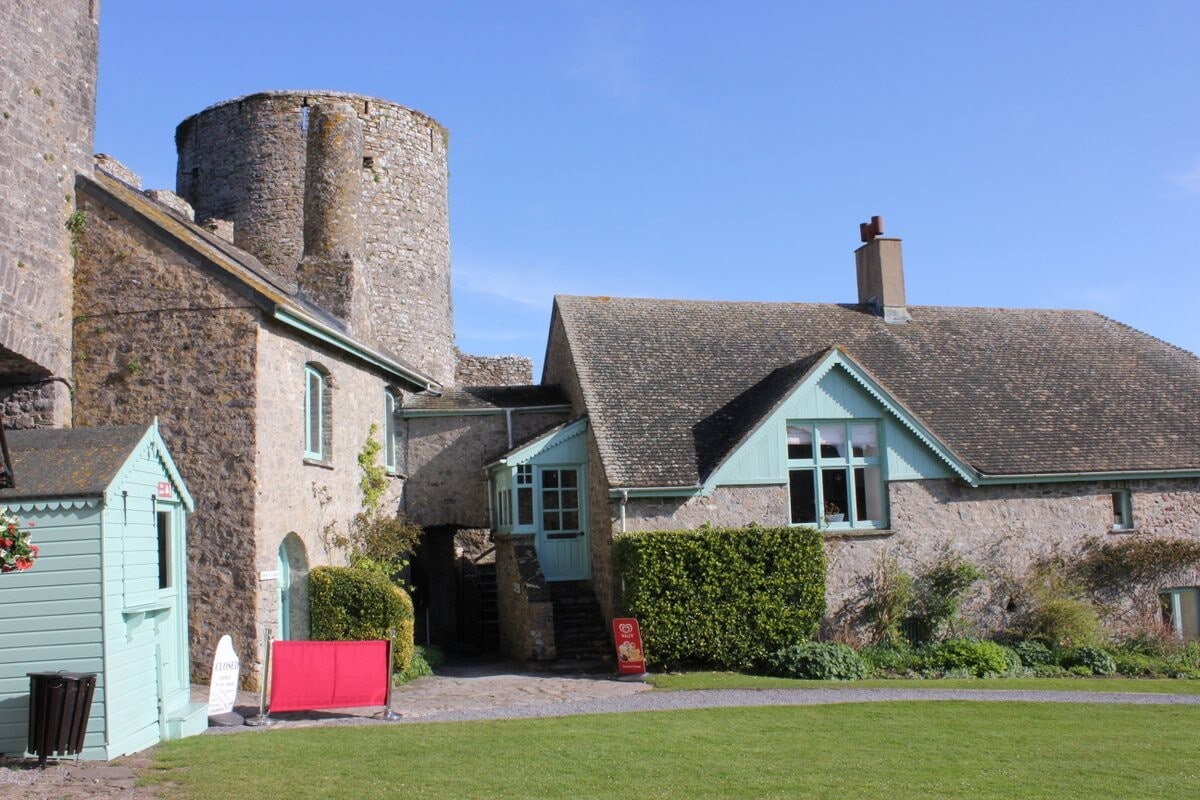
504,408,514,450
619,489,628,534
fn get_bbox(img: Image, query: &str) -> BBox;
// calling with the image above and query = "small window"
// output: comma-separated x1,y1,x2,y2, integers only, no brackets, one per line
304,364,331,461
1111,490,1133,531
516,464,534,527
1160,588,1200,640
156,511,172,590
384,391,398,472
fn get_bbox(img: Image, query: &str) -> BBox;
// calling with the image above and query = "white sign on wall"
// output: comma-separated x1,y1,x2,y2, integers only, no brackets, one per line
207,635,241,716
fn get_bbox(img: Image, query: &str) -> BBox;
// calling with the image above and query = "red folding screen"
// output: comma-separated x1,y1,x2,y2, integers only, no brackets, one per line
269,640,390,713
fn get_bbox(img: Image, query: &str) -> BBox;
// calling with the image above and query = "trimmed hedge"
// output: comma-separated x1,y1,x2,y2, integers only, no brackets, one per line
615,525,825,669
309,566,415,672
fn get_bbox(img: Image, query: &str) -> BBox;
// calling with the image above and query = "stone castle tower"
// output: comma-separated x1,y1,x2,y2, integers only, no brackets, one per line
0,0,99,426
174,91,456,385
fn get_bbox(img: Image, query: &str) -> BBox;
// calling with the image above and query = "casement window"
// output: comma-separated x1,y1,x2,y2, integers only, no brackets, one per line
515,464,534,527
1160,588,1200,640
540,468,581,535
304,363,331,461
383,390,398,473
787,420,886,529
1111,490,1133,531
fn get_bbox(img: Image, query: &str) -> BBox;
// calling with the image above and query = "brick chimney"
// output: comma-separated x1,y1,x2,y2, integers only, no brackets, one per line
854,215,910,323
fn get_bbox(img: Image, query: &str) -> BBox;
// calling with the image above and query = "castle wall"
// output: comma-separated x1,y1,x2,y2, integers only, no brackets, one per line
455,352,534,386
0,0,99,424
71,186,261,680
176,91,455,385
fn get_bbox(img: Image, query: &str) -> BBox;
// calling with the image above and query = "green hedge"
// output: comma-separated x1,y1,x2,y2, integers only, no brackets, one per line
309,566,415,672
615,525,825,669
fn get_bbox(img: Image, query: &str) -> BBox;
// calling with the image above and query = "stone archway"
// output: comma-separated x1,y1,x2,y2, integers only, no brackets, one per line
277,533,310,640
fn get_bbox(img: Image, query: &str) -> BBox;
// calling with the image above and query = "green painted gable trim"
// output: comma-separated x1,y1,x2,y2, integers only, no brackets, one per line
106,421,195,512
701,349,975,494
487,418,589,471
273,308,436,392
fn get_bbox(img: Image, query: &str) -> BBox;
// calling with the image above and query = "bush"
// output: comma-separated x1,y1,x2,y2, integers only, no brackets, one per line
615,525,825,670
916,638,1010,677
858,644,914,676
1010,562,1104,648
766,642,867,681
1057,646,1116,676
1011,640,1054,667
309,566,415,672
397,645,445,683
862,553,916,647
913,552,984,639
1031,663,1067,678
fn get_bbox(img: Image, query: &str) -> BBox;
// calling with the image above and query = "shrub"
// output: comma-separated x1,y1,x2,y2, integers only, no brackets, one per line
1057,646,1116,676
916,638,1010,677
862,553,916,647
1071,536,1200,594
913,552,984,639
398,645,445,683
766,642,867,681
1010,562,1103,648
1031,663,1067,678
858,643,914,676
616,525,825,670
309,566,415,672
1011,640,1054,667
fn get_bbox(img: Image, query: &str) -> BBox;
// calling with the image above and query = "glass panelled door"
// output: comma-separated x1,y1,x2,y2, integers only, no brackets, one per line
537,467,589,580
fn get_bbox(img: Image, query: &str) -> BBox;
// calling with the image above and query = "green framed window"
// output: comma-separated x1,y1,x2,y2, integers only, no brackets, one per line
540,467,581,536
1160,587,1200,640
516,464,534,527
304,364,329,460
1111,490,1133,531
384,390,398,472
786,420,886,530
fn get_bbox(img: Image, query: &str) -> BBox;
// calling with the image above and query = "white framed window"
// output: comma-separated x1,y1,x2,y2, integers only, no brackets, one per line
1160,587,1200,640
383,390,398,473
304,363,330,461
1111,490,1133,531
787,420,886,530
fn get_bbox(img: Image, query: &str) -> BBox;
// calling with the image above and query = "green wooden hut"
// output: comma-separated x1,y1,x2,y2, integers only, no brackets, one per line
0,422,207,760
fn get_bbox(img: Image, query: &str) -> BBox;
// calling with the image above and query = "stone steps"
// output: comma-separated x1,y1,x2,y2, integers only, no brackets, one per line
549,581,613,664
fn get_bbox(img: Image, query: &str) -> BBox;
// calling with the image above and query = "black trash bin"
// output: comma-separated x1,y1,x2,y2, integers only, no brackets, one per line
27,671,97,767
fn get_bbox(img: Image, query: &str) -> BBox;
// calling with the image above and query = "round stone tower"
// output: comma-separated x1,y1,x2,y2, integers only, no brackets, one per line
175,91,455,386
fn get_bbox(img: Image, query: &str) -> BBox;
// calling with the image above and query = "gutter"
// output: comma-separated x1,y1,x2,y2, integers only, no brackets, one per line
974,468,1200,486
401,404,571,419
607,485,704,499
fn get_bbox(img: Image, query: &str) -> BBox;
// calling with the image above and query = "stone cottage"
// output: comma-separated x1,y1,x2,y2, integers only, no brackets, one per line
476,223,1200,655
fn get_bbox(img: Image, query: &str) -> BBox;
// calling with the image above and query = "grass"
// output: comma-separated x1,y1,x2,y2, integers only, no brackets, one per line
147,702,1199,799
648,671,1200,693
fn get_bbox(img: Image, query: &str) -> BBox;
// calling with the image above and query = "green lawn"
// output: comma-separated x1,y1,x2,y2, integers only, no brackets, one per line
149,702,1200,799
647,671,1200,693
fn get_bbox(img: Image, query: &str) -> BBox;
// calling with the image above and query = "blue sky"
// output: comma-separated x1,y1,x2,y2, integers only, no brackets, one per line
95,2,1200,375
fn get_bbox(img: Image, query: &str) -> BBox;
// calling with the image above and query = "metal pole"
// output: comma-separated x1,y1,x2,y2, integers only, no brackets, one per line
378,628,400,720
246,629,274,727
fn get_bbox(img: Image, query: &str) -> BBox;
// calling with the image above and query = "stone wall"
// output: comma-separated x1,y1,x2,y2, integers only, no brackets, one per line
494,533,555,662
403,409,569,528
0,383,62,429
251,323,405,682
0,0,99,423
176,91,455,385
454,351,533,386
71,185,262,681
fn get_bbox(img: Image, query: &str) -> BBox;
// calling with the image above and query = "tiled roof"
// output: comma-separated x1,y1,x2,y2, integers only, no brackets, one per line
405,385,569,412
553,295,1200,487
0,425,150,500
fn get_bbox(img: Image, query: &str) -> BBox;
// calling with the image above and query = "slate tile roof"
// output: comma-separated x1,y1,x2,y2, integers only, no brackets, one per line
553,295,1200,487
405,385,569,412
0,424,150,500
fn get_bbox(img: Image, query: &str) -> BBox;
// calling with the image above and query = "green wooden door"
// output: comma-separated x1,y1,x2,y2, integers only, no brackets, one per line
536,467,589,581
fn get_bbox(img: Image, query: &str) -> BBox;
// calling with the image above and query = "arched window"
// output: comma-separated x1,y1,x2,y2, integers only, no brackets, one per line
304,363,332,461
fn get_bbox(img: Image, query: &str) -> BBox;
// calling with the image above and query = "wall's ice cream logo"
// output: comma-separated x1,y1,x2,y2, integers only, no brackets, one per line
611,617,647,676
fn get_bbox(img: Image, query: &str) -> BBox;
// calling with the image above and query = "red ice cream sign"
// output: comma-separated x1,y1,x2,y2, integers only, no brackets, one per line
612,617,646,675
